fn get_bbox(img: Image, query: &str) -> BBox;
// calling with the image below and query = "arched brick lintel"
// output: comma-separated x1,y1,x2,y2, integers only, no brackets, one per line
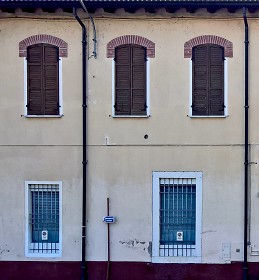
19,34,68,58
107,35,155,58
184,35,233,58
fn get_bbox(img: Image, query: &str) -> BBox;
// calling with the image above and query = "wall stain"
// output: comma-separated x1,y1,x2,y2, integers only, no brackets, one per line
202,230,217,234
0,249,10,255
119,238,146,248
119,239,152,255
148,242,152,257
119,238,146,247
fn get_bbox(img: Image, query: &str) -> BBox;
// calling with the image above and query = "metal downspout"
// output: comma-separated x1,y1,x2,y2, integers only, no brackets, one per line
73,7,87,280
243,7,249,280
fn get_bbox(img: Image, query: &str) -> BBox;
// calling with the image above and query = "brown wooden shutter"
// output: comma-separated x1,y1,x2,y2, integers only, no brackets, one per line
115,44,146,115
192,45,209,116
43,45,59,115
192,44,224,116
27,45,44,115
115,45,131,115
27,44,59,115
131,45,146,115
209,45,224,115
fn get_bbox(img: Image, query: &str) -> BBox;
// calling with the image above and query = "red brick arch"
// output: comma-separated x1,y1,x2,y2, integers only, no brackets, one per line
107,35,155,58
19,34,68,58
184,35,233,58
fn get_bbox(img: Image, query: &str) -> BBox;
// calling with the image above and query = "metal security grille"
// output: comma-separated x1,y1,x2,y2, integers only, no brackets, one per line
159,178,196,257
29,184,59,254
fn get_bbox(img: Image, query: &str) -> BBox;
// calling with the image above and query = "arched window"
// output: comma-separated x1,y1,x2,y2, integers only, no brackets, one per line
27,44,59,115
184,35,233,117
115,44,146,115
107,35,155,117
19,34,68,117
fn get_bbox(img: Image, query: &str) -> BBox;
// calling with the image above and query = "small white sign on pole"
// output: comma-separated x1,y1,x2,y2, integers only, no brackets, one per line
103,216,116,224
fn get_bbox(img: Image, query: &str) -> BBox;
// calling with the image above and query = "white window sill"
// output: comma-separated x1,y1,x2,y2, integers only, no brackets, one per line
23,115,64,118
111,115,150,118
152,256,201,263
26,253,61,258
189,115,228,118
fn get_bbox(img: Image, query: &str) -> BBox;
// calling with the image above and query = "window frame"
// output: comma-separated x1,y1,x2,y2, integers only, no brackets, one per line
25,181,62,258
188,45,228,118
111,46,150,118
23,47,63,118
152,171,202,263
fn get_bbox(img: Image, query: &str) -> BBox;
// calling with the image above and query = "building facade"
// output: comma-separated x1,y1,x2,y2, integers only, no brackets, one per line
1,0,259,279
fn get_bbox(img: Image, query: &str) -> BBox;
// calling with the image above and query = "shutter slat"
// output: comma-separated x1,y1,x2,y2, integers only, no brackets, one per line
115,89,131,115
44,45,58,63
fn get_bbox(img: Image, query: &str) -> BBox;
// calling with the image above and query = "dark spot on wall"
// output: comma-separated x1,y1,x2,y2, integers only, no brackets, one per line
148,242,152,257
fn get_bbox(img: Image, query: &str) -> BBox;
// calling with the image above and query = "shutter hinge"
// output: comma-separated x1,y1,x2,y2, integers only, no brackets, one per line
141,103,147,111
114,102,120,111
191,104,197,111
219,103,225,111
191,51,195,61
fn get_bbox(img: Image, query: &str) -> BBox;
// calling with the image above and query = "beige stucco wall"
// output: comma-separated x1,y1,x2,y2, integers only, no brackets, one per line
0,146,82,261
1,13,259,263
0,18,82,145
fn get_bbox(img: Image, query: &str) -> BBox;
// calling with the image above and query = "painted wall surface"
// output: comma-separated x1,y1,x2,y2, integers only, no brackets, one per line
1,12,259,269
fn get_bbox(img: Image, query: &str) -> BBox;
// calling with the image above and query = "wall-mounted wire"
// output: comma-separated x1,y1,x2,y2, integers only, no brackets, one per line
79,0,97,59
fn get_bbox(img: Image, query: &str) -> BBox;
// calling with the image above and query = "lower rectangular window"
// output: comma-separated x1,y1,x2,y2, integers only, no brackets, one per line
152,172,202,263
25,181,62,257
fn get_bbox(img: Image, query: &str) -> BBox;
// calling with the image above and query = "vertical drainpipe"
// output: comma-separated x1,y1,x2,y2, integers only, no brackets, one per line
243,7,249,280
73,7,87,280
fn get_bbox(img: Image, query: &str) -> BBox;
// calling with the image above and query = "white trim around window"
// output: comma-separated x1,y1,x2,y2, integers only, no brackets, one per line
111,59,150,118
23,58,63,118
188,59,228,118
25,181,62,258
152,171,202,263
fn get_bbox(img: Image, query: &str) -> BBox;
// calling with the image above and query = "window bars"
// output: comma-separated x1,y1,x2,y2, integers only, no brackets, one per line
159,178,196,257
28,183,60,254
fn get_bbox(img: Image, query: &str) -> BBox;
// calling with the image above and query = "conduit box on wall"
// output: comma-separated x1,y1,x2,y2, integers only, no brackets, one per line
222,243,231,259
